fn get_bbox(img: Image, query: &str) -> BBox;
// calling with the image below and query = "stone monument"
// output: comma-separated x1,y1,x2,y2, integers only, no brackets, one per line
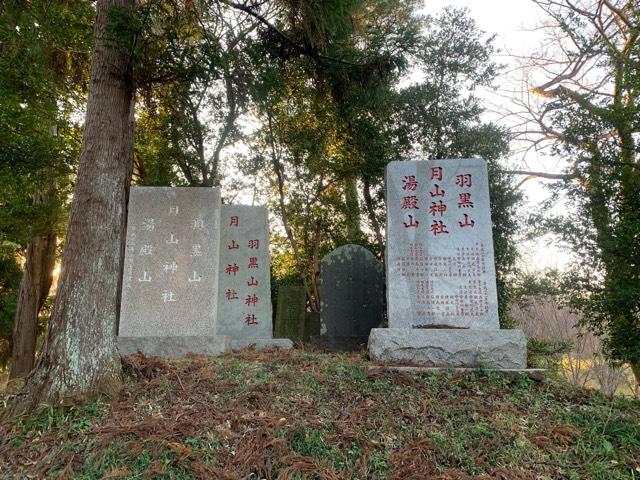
368,159,527,369
274,285,306,342
303,311,321,342
118,187,230,356
313,245,384,351
217,205,292,350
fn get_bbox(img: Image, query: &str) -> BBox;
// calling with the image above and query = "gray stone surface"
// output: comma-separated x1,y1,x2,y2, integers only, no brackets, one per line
310,335,368,352
304,312,321,342
319,244,384,338
274,285,306,341
118,336,230,357
367,365,546,381
217,205,279,347
231,338,294,351
368,328,527,369
386,159,500,329
119,187,222,337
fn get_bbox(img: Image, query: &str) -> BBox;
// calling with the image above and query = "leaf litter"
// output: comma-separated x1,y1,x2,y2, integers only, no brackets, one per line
0,348,638,479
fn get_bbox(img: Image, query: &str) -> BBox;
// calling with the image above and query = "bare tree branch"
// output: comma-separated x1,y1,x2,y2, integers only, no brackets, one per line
508,169,577,180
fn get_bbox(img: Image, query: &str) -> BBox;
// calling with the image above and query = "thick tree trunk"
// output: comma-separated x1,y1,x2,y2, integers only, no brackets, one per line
9,232,56,379
21,0,136,407
632,364,640,398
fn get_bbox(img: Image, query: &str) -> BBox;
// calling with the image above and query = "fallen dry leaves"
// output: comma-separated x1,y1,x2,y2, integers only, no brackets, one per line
0,348,637,479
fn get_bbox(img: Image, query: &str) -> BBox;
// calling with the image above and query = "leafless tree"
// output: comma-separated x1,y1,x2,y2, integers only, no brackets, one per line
514,298,635,397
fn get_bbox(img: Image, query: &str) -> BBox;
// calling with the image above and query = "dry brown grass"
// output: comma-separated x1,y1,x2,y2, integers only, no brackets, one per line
0,348,638,479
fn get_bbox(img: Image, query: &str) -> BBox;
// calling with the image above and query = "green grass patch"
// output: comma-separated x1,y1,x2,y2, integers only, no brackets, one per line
0,349,638,479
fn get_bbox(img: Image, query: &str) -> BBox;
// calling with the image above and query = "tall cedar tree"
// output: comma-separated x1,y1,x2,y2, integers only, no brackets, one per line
21,0,135,406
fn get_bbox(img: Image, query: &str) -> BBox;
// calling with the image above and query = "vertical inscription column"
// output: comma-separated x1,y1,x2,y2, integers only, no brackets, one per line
119,187,221,337
386,159,500,329
217,205,273,342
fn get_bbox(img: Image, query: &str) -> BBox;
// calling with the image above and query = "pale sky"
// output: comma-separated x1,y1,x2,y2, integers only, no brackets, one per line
423,0,543,42
422,0,574,271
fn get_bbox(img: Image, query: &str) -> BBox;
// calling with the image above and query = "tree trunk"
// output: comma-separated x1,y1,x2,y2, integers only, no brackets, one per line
309,220,322,313
631,364,640,398
9,232,56,379
362,176,384,260
21,0,136,407
344,176,362,240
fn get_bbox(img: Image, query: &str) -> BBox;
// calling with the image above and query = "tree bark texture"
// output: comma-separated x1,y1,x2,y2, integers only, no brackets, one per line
632,364,640,398
343,176,362,240
362,177,385,260
9,232,56,379
22,0,135,406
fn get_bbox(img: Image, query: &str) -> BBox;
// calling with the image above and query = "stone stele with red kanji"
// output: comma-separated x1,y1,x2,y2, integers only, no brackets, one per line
117,188,292,357
217,205,292,350
368,158,527,369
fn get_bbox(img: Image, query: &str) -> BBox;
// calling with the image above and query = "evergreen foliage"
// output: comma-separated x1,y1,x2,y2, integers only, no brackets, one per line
0,0,93,364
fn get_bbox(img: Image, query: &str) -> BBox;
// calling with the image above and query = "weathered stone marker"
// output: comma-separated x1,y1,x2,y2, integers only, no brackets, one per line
217,205,292,350
274,285,306,342
304,312,321,342
368,159,526,368
118,187,230,356
313,244,383,350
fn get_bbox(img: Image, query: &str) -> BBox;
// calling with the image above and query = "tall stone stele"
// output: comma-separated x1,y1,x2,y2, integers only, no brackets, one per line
313,244,384,351
368,159,527,369
118,187,230,356
217,205,292,350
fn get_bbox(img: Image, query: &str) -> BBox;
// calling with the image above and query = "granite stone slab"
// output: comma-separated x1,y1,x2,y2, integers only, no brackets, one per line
304,312,321,342
367,365,545,381
319,244,384,337
217,205,276,346
368,328,527,369
231,338,294,351
118,336,230,357
386,159,500,329
119,187,222,338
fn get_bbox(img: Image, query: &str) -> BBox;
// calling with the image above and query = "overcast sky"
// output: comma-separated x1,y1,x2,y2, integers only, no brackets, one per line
421,0,574,271
423,0,542,46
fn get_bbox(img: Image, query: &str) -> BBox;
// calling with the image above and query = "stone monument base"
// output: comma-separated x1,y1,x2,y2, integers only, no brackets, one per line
310,335,369,352
118,336,231,357
367,365,545,381
231,338,294,351
368,328,527,369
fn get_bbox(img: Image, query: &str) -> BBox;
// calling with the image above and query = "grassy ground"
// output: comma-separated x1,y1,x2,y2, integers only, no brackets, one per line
0,348,639,479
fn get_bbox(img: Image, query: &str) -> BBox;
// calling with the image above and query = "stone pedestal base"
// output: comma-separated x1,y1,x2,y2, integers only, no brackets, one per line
118,336,231,357
231,338,294,351
368,329,527,369
367,365,545,381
